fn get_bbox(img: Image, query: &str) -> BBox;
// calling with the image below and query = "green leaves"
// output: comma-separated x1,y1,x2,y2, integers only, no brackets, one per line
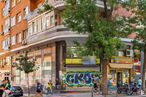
14,52,38,74
63,0,99,33
38,3,53,14
63,0,127,59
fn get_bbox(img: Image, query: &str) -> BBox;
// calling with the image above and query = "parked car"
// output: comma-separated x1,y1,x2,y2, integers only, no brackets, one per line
12,86,23,97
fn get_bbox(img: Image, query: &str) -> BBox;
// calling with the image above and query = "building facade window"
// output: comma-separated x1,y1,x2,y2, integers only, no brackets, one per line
2,40,5,50
12,0,16,8
17,13,21,23
50,16,54,26
11,16,15,27
24,6,29,17
11,36,16,45
17,0,21,4
2,37,10,50
42,16,46,30
17,33,22,43
4,18,10,33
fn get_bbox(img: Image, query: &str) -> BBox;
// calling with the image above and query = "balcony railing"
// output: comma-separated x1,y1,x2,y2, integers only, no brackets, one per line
51,0,65,9
25,8,39,21
51,0,106,9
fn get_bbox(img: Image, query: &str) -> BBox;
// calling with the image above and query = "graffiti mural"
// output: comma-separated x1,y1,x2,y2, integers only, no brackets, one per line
65,71,100,87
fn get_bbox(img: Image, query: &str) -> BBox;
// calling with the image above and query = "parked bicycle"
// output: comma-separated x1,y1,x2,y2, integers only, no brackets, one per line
117,83,130,94
127,82,141,95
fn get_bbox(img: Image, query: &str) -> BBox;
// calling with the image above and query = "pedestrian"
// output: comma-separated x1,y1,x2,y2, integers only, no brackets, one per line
34,80,43,97
93,80,98,92
3,80,11,97
137,77,142,90
0,80,5,97
47,80,53,95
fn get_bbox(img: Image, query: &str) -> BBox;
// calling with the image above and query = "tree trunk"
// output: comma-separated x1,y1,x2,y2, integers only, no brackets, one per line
142,44,146,91
101,58,108,95
27,73,30,96
103,0,108,18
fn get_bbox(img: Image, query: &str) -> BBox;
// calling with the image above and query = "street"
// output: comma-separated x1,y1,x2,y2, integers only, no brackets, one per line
23,93,146,97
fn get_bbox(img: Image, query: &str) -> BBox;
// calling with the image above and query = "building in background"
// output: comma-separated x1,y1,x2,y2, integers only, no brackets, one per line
0,0,45,83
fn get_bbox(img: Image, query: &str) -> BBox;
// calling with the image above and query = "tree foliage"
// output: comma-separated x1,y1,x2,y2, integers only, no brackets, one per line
63,0,126,59
14,52,38,74
117,0,146,90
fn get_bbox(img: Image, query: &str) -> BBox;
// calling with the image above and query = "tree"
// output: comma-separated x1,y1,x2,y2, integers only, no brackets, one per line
14,52,38,96
117,0,146,91
62,0,126,95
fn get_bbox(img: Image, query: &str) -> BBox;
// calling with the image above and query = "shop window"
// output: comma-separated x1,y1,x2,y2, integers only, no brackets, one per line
42,70,51,76
67,47,84,58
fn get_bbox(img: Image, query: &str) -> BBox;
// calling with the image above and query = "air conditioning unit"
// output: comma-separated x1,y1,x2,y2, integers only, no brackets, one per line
22,39,27,45
126,49,133,57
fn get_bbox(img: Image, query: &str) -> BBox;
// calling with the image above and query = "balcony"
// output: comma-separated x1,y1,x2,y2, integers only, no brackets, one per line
50,0,109,10
51,0,65,10
26,11,87,46
25,8,39,21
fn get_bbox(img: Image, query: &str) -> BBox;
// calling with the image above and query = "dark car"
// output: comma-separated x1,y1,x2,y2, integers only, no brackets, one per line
12,86,23,97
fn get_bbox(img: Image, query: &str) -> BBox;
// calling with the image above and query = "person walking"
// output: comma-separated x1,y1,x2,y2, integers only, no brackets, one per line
2,80,11,97
0,80,5,97
137,77,142,90
47,80,53,95
34,80,43,97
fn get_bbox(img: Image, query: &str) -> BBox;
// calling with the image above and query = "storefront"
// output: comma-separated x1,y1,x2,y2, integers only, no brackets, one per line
108,57,134,87
65,57,100,91
12,43,57,86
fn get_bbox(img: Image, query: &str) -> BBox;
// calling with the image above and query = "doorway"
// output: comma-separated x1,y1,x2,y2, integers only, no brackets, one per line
117,72,123,87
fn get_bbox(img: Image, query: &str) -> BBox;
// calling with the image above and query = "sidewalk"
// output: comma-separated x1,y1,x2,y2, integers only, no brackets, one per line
23,93,146,97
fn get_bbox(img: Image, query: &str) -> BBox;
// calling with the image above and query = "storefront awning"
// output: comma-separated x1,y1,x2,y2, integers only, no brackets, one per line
109,63,133,69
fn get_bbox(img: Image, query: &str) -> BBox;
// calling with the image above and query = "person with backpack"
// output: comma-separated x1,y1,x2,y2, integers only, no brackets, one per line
35,80,43,97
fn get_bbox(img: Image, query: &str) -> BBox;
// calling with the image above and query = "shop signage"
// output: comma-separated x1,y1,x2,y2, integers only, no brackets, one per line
65,58,100,65
111,56,133,64
65,71,100,87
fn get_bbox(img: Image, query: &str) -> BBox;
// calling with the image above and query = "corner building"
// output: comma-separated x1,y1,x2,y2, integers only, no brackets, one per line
0,0,135,91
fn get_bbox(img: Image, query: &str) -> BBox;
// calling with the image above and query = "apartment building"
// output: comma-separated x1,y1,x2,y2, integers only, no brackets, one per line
0,0,139,91
0,0,45,82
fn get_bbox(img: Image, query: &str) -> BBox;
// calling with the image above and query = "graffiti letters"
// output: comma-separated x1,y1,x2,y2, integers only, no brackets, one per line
65,72,99,87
